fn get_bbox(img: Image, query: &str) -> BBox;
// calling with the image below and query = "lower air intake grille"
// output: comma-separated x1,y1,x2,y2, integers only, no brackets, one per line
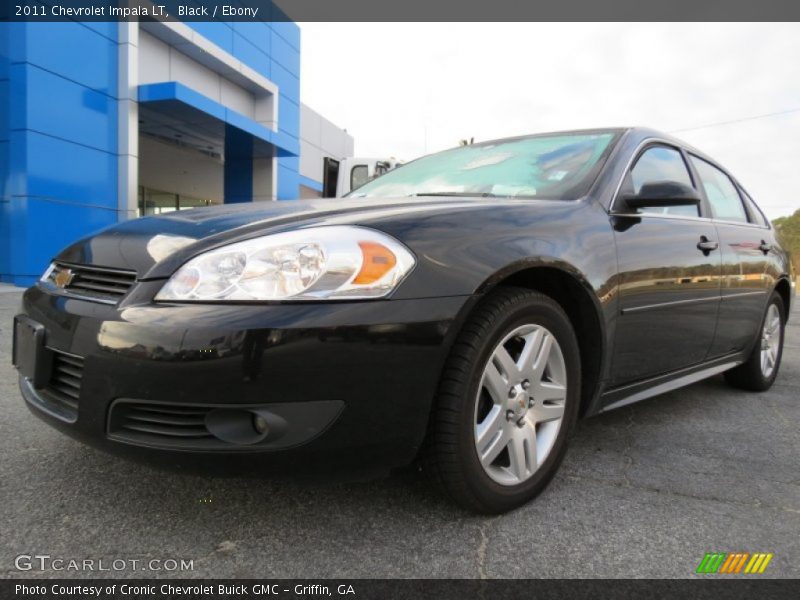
109,403,215,449
41,350,84,415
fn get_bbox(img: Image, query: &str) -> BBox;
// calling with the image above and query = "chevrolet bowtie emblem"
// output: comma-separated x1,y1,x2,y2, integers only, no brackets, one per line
53,268,75,289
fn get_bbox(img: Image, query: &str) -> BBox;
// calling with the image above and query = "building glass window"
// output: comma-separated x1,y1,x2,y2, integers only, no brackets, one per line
138,187,213,217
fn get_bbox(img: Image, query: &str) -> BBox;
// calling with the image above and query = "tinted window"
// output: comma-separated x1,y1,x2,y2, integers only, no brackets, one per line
350,165,369,190
689,156,748,223
346,132,619,200
739,187,769,227
629,146,698,216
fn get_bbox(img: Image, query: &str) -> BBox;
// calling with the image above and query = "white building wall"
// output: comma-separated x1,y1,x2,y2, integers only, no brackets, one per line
299,103,355,186
139,136,224,202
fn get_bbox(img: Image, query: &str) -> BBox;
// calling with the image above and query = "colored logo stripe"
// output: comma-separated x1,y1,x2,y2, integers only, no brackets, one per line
745,553,773,574
697,552,773,574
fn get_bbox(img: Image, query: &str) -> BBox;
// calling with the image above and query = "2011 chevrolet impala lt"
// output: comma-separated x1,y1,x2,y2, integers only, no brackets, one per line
14,127,793,513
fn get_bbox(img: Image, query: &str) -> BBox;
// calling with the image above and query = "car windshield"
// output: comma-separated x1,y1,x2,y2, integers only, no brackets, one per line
347,131,619,200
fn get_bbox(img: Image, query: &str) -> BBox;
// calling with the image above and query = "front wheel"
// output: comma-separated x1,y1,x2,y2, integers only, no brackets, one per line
428,287,581,513
724,292,786,392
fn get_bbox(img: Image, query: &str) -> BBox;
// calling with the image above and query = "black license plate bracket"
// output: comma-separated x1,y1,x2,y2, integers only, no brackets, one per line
12,316,51,388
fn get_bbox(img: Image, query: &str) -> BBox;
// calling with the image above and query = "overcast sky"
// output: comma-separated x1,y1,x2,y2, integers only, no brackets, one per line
299,23,800,219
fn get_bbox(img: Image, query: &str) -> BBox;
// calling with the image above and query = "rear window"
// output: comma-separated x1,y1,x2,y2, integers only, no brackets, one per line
689,156,748,223
739,187,769,227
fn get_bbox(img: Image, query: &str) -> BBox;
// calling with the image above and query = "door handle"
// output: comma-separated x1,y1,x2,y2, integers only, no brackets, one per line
759,240,772,255
697,236,719,255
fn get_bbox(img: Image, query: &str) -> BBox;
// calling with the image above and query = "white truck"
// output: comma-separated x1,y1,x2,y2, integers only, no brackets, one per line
322,157,403,197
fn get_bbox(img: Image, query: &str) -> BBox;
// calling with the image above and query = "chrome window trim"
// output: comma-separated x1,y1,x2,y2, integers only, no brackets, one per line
611,211,772,229
712,218,770,230
610,212,711,223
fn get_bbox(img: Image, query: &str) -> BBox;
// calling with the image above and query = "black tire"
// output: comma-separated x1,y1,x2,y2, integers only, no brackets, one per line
427,287,581,514
724,292,786,392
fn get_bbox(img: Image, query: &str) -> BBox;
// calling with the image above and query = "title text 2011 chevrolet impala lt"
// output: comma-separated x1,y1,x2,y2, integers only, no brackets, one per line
14,128,793,513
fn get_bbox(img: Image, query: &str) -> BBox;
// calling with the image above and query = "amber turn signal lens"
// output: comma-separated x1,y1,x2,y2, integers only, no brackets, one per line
353,241,397,284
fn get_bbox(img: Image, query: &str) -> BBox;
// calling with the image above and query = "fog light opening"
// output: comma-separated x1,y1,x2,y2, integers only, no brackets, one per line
252,414,269,435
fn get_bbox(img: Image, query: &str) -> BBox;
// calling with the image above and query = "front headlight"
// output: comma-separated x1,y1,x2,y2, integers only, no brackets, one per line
154,226,415,302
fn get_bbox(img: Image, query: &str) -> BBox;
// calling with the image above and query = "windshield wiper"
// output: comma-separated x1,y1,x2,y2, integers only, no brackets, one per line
410,191,501,198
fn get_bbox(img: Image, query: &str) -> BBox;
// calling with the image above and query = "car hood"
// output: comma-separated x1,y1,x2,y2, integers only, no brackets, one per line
54,196,501,279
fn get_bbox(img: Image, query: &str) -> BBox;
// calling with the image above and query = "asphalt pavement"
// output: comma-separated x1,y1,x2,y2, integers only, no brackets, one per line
1,284,797,578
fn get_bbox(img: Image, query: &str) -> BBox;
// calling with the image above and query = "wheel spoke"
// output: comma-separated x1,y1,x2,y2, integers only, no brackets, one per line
478,423,509,467
481,362,508,405
518,329,544,374
493,345,520,384
507,421,537,479
529,332,554,382
531,401,565,424
767,315,780,335
476,405,505,450
534,381,567,403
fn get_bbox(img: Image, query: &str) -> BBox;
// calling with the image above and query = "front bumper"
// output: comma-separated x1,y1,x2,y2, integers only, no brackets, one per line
17,284,472,475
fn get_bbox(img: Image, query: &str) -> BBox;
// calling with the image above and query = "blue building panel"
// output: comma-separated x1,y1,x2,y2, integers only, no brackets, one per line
0,27,9,81
271,61,300,105
21,22,117,98
78,21,118,43
138,81,298,158
270,31,300,76
0,141,8,195
270,22,301,52
19,132,118,207
7,196,118,285
187,22,234,54
233,21,271,53
0,80,8,142
298,174,323,193
278,98,300,139
277,162,300,201
0,197,9,280
10,64,117,155
232,33,271,79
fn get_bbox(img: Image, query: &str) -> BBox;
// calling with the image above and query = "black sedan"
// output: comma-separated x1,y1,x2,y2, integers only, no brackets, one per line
13,127,794,513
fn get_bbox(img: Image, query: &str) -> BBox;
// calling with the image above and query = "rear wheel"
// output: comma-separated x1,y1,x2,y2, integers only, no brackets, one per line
428,287,580,513
724,292,786,392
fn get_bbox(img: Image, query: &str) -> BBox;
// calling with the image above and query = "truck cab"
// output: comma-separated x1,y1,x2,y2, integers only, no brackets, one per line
323,157,403,197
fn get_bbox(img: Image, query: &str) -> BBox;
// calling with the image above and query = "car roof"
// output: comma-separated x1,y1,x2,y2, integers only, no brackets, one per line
473,127,709,159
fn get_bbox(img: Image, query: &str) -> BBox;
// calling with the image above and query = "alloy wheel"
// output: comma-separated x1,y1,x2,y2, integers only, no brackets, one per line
760,303,781,378
474,324,567,486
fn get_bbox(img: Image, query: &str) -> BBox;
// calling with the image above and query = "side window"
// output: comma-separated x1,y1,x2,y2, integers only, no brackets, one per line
739,187,769,227
351,165,369,191
689,156,748,223
627,146,698,216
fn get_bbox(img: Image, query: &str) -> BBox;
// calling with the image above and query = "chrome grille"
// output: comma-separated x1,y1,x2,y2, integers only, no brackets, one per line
41,350,84,413
48,262,137,303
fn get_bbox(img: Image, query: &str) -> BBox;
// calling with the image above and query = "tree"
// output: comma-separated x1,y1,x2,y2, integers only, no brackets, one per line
773,208,800,278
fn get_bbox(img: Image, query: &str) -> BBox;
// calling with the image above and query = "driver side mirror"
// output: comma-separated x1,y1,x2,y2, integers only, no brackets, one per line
620,181,702,212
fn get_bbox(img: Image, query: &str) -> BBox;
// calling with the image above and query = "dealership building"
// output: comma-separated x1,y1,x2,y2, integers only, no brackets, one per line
0,19,354,286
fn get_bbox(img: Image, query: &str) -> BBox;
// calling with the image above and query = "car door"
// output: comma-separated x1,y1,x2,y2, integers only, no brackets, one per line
609,144,722,385
686,155,773,357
